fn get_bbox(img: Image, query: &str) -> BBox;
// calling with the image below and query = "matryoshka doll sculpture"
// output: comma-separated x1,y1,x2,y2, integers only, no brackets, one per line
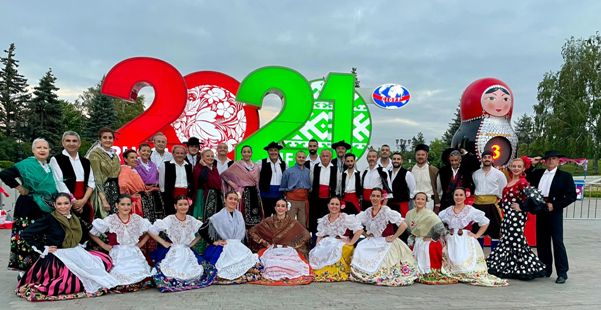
451,78,518,166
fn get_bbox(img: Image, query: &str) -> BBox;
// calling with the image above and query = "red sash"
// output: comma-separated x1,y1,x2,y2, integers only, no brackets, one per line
342,193,361,213
173,187,188,198
318,185,330,199
73,181,85,199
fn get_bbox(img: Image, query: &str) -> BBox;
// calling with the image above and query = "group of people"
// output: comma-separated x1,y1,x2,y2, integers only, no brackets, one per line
0,129,576,302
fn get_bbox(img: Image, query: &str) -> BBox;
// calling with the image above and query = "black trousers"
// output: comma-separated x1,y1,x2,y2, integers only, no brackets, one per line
260,196,279,217
536,209,569,277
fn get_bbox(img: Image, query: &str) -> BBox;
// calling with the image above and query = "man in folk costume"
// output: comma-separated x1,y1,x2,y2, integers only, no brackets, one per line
49,131,95,222
259,142,286,216
150,132,173,168
184,137,201,167
279,151,311,228
361,149,392,210
331,140,351,173
340,153,362,215
388,152,415,217
215,142,233,175
309,149,337,233
304,139,321,169
526,151,576,284
438,149,476,212
159,145,194,215
411,144,442,212
377,144,394,172
471,150,507,251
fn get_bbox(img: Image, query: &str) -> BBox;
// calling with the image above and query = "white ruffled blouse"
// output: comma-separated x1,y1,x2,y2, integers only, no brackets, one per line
355,206,404,237
149,215,203,245
316,213,362,238
438,205,490,230
90,214,151,245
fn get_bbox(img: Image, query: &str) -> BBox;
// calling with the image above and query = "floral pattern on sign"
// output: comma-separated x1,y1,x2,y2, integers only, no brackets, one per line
171,85,247,152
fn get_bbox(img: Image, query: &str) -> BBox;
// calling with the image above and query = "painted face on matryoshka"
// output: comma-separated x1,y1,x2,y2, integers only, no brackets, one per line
481,85,512,117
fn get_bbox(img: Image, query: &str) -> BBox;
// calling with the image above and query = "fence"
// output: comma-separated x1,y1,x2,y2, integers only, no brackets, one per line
565,183,601,219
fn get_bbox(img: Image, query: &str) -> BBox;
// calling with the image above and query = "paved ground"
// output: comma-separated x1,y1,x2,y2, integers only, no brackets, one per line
0,221,600,310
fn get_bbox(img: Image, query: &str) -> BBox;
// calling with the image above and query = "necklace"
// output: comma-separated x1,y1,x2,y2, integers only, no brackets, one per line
175,213,187,222
118,213,130,224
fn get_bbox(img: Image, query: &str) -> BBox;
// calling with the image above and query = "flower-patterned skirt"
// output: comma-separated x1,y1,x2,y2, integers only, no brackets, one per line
350,238,418,286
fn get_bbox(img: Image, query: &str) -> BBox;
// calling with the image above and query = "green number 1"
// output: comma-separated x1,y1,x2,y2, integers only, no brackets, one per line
317,73,355,145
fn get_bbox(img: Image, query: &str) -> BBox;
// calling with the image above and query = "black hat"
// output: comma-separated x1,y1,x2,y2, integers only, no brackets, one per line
481,150,493,157
542,150,564,159
263,141,283,151
414,144,429,153
184,137,201,147
331,140,351,150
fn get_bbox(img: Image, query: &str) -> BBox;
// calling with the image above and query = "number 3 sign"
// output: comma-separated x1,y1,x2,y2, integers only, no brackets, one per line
101,57,372,163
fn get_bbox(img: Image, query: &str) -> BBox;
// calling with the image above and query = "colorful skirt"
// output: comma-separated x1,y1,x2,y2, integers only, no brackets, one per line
150,244,217,292
412,237,457,285
8,195,46,271
350,237,418,286
204,242,262,284
92,178,119,219
241,186,264,227
251,246,314,286
310,237,354,282
140,190,165,223
443,231,509,287
16,249,114,301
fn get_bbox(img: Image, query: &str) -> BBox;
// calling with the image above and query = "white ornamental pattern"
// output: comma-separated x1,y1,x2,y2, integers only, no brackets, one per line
282,79,372,158
171,85,247,152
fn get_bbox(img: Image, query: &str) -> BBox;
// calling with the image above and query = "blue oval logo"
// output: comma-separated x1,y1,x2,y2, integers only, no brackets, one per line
372,84,411,109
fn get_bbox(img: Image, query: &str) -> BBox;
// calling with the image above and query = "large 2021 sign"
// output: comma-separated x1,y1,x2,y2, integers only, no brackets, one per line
101,57,372,163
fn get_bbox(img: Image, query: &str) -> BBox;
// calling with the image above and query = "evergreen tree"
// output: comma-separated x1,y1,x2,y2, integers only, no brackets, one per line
442,106,461,147
0,43,31,140
26,69,63,149
514,114,534,156
114,95,145,128
84,81,117,141
411,132,425,150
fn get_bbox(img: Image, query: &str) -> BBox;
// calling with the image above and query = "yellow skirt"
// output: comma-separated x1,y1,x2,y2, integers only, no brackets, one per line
313,244,354,282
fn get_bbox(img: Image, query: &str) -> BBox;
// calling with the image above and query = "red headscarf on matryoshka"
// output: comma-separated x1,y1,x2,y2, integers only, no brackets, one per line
459,78,514,121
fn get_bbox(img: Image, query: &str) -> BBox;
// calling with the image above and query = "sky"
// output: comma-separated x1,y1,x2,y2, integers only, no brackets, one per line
1,0,600,151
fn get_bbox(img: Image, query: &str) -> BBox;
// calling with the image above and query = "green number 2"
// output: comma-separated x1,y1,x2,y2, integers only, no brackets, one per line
235,66,313,161
235,67,356,162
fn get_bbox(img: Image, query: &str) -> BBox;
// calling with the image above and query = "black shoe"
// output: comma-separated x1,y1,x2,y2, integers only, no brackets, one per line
555,276,567,284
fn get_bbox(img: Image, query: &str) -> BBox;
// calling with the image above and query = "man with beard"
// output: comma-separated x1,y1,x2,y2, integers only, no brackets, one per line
150,132,173,168
215,142,233,174
388,152,415,217
361,149,392,210
411,144,441,212
49,131,96,222
438,149,475,212
309,149,337,233
331,140,351,173
340,153,362,215
472,150,507,251
259,142,286,216
377,144,393,172
184,137,201,166
304,139,321,169
280,151,312,228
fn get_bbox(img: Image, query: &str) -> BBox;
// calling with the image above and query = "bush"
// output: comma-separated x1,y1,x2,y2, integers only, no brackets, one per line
0,160,14,169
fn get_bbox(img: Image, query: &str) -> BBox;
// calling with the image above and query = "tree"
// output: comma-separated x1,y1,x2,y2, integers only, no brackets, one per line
0,43,30,140
428,138,446,167
83,81,117,141
411,132,425,150
114,96,145,129
514,114,535,156
533,33,601,173
442,106,461,147
351,67,360,88
25,69,63,149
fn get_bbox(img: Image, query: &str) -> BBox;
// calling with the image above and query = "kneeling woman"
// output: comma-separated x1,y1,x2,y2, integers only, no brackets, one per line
405,192,457,285
438,187,508,287
201,191,261,284
89,194,154,292
309,197,363,282
248,199,313,285
350,188,418,286
148,196,217,292
16,193,119,301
